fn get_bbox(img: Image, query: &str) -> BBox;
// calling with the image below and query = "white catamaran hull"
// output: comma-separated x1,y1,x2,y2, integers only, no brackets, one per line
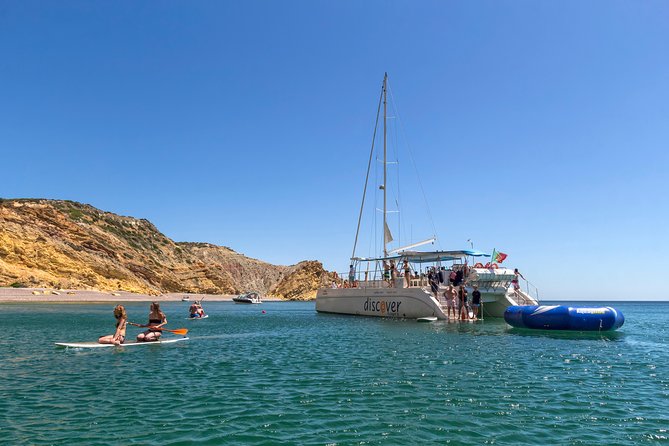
316,284,537,319
316,287,445,319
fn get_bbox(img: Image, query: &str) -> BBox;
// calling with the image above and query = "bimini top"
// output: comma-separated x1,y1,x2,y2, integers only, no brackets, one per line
352,250,490,264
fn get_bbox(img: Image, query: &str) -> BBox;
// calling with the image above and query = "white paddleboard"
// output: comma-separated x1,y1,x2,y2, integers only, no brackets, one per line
185,315,209,320
55,337,189,348
417,316,438,322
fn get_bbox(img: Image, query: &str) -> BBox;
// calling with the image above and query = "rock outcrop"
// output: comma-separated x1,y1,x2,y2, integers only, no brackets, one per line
0,199,329,299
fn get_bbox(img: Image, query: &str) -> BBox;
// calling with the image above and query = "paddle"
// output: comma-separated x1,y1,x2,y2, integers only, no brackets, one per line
128,322,188,336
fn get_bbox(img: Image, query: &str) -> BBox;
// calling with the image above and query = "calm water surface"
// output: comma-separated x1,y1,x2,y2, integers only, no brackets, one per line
1,301,668,445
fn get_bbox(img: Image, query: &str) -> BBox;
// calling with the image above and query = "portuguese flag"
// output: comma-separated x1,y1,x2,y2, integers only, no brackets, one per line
491,249,508,264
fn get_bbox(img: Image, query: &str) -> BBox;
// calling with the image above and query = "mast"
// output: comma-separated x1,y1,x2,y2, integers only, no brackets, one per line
350,78,384,261
383,72,388,257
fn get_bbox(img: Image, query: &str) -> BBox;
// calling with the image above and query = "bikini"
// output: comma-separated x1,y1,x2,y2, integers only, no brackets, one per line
148,317,163,332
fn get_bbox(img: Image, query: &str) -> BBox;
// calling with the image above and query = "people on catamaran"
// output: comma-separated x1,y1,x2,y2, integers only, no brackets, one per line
383,260,391,286
471,285,481,320
458,286,469,320
512,268,525,291
389,259,397,288
402,259,411,288
454,269,464,286
98,305,127,345
135,302,167,342
428,269,439,299
445,285,456,320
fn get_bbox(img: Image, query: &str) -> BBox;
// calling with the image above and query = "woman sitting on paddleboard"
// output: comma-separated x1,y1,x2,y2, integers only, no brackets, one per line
98,305,128,345
135,302,167,342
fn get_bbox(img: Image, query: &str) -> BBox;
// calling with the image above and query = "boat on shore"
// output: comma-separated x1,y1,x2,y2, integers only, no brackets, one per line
233,292,262,304
315,74,539,320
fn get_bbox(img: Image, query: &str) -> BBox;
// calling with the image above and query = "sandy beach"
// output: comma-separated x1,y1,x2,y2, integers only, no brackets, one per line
0,287,283,303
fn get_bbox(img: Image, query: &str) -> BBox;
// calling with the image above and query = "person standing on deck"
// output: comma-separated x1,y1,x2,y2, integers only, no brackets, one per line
429,269,439,299
348,264,356,287
383,260,391,287
389,260,397,288
445,285,456,320
438,267,446,285
512,268,525,291
454,268,464,287
471,286,481,320
402,259,411,288
458,286,469,320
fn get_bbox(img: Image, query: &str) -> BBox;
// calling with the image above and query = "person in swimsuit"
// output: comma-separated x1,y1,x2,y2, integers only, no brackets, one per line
194,301,205,317
445,285,456,320
188,301,204,318
458,286,469,321
135,302,167,342
383,260,391,287
512,268,525,291
402,259,411,288
98,305,127,345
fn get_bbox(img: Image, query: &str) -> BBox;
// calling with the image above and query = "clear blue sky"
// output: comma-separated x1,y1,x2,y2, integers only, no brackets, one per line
1,1,667,300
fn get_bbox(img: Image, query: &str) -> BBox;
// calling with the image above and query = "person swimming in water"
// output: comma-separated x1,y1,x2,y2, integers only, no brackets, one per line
98,305,127,345
133,302,167,342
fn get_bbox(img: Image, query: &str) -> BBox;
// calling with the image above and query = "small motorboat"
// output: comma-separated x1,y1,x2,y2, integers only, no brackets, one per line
504,305,625,331
181,296,190,302
233,292,262,304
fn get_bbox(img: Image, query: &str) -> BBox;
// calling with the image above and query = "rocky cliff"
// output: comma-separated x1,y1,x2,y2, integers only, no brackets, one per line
0,199,330,299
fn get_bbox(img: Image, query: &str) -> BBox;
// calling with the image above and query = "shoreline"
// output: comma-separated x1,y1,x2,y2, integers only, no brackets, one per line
0,287,284,303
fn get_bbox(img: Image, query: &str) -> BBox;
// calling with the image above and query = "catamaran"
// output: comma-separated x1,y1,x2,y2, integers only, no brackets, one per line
315,74,539,319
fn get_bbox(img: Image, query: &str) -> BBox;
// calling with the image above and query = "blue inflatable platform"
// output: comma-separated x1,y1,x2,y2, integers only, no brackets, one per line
504,305,625,331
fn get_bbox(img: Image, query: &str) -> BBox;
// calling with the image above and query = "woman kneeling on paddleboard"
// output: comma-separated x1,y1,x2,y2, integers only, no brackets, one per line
98,305,128,345
136,302,167,342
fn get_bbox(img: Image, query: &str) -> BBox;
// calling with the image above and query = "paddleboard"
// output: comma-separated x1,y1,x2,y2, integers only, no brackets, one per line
186,315,209,320
55,337,189,349
417,316,438,322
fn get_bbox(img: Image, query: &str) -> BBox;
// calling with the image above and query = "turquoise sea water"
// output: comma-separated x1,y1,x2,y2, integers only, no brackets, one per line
1,301,668,445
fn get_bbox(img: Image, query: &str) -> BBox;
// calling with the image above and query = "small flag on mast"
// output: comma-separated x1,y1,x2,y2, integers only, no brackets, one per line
384,222,394,244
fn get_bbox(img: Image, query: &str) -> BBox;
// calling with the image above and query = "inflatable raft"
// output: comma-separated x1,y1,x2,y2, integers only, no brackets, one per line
504,305,624,331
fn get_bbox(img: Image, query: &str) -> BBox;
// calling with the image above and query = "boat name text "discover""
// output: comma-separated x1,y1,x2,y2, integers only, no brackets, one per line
363,297,402,315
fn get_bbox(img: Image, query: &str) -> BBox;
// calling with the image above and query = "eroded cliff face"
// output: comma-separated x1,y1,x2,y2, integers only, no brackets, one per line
0,199,328,299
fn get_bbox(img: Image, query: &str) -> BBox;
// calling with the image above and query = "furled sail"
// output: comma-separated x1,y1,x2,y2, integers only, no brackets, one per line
384,221,394,244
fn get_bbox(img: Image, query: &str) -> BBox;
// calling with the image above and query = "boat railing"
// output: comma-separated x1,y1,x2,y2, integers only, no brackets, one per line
323,270,431,289
518,278,540,303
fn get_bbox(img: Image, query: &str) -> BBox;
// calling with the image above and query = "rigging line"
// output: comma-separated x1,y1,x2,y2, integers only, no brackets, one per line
392,103,402,248
387,80,441,249
351,82,384,261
